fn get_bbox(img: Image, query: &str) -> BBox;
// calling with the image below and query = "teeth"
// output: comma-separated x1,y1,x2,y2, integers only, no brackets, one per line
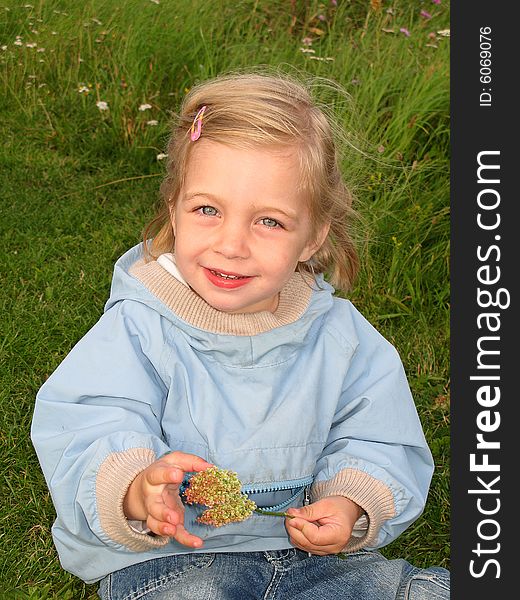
211,270,242,280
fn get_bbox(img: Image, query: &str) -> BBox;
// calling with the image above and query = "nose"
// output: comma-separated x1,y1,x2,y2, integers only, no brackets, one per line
211,218,251,260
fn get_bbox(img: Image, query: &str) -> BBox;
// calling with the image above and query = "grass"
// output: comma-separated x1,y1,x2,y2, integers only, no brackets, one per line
1,0,450,597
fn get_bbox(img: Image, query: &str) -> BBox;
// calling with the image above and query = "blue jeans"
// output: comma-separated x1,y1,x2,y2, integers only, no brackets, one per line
98,549,450,600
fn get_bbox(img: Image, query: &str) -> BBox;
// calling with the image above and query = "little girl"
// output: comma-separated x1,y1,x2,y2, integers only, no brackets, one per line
31,72,449,599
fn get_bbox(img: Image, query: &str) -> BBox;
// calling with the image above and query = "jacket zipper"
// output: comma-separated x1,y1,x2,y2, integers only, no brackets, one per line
243,476,313,513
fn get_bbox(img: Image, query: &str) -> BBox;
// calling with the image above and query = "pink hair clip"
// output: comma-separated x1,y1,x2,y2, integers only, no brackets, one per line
190,105,207,141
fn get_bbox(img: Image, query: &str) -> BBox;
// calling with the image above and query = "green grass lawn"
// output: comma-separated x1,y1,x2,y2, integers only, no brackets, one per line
1,1,450,597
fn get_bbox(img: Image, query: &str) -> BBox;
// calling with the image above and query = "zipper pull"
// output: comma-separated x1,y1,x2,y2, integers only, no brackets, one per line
303,485,310,506
303,485,312,557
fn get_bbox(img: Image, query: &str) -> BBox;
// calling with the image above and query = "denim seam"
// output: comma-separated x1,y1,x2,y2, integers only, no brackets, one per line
402,570,451,600
263,563,286,600
121,555,215,600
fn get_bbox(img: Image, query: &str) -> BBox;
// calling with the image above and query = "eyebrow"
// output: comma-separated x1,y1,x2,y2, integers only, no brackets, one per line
183,192,299,221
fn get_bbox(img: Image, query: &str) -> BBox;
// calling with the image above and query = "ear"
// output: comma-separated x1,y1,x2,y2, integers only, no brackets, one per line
298,221,331,263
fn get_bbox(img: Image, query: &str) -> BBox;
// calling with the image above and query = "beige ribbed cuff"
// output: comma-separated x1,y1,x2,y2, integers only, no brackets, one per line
96,448,169,551
311,468,396,552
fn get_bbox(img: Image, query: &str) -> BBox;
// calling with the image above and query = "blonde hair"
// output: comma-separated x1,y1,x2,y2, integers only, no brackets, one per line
143,71,359,292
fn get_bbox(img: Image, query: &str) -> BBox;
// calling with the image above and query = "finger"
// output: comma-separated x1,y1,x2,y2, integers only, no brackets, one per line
290,539,330,555
146,513,177,537
286,517,322,544
287,526,340,555
145,465,185,487
287,519,346,553
160,451,213,473
145,494,180,526
287,498,346,523
287,505,316,521
163,484,183,510
287,518,344,546
146,495,203,548
171,523,204,549
288,532,337,555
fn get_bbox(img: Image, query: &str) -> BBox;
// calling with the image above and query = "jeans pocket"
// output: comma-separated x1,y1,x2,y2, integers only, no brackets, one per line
404,567,450,600
99,553,215,600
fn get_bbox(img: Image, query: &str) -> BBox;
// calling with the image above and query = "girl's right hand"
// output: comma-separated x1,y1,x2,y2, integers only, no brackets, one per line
123,451,213,548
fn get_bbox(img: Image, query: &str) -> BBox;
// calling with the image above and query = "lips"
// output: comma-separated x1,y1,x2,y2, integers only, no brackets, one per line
203,267,254,289
209,269,246,280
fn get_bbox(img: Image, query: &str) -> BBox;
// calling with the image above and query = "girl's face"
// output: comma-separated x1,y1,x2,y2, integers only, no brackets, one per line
171,140,328,314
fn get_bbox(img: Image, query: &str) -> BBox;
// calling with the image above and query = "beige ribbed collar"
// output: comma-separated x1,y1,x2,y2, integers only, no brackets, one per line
129,259,314,336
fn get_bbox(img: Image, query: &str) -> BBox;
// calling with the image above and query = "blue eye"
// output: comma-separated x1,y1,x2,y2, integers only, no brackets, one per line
200,206,218,216
261,218,281,229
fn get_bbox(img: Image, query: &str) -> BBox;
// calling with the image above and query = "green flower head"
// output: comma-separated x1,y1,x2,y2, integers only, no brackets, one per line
183,466,257,527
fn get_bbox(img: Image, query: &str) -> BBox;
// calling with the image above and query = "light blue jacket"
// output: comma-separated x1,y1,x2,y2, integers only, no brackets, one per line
31,244,434,584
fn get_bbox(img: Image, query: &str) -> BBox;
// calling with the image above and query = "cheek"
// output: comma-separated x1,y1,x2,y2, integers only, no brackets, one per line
261,244,303,274
174,227,206,262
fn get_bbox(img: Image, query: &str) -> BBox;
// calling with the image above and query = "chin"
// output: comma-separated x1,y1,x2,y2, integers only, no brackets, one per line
207,295,268,314
210,300,251,314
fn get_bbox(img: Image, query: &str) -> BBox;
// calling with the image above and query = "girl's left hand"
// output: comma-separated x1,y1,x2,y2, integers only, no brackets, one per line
285,496,363,555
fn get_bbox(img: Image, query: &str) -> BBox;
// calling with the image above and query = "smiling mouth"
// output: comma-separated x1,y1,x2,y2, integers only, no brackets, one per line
208,269,250,280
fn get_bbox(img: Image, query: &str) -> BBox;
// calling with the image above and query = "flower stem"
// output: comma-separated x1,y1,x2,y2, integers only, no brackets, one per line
254,509,294,519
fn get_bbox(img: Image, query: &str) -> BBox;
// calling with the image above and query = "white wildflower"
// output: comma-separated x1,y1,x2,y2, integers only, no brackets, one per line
308,56,334,62
146,120,158,126
156,153,168,161
96,100,109,111
78,85,90,94
437,29,450,37
1,45,7,51
139,103,152,111
26,42,37,48
14,39,23,46
37,47,45,52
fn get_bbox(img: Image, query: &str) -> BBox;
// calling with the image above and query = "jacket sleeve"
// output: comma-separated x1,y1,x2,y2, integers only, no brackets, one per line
31,300,175,553
311,311,435,552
